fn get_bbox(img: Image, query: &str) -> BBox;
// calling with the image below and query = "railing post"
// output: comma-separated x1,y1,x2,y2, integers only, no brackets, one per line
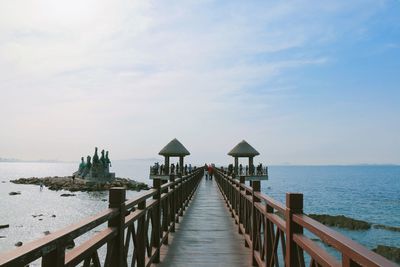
152,178,161,263
342,255,362,267
238,175,245,234
245,180,252,238
136,199,146,267
162,179,169,245
169,174,176,232
107,187,126,267
230,177,235,218
42,245,65,267
265,202,273,266
251,180,260,266
179,176,184,215
285,193,303,267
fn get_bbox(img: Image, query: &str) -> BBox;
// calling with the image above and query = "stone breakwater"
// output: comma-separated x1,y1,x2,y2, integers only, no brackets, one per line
10,176,149,192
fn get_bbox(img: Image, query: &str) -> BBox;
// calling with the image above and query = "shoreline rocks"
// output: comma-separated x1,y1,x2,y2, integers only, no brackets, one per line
10,176,149,192
373,224,400,232
308,214,371,230
60,193,76,197
372,245,400,264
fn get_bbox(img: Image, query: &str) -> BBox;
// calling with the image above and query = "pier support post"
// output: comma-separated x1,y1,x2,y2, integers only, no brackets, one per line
234,157,238,175
285,193,304,267
179,156,184,175
107,187,126,267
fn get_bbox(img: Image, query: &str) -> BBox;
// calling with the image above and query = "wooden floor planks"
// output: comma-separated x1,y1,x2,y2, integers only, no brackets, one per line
155,175,251,267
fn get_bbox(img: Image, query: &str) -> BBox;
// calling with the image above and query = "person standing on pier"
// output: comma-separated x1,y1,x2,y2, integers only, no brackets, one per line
208,164,213,180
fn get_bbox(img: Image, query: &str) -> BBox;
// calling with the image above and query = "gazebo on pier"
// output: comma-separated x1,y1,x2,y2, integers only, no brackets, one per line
228,140,268,181
150,138,190,180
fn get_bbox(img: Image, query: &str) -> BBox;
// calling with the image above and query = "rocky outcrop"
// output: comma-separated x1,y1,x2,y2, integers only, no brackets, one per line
60,193,76,197
372,245,400,264
373,224,400,232
308,214,371,230
0,224,9,229
11,176,149,192
8,191,21,195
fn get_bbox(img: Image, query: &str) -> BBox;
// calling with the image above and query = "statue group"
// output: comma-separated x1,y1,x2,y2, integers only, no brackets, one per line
74,147,115,181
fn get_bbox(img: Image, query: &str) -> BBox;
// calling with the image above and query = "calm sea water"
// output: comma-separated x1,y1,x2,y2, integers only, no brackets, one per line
0,162,399,258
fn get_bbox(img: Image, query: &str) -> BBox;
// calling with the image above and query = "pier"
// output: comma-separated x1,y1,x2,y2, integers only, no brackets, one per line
0,166,397,266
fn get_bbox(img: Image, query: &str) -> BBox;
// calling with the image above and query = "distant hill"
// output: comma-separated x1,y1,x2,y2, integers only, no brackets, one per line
0,157,62,163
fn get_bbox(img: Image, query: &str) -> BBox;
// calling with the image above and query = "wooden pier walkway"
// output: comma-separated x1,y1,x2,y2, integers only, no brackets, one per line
0,166,397,267
156,176,251,267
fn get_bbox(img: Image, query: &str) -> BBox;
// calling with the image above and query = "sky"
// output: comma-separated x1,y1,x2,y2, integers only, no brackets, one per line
0,0,399,165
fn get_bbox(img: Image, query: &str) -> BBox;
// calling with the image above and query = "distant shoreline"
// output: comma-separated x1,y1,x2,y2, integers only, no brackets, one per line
1,160,399,167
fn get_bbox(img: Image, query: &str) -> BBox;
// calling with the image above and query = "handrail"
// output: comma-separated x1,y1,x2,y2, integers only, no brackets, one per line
0,168,204,267
213,168,397,267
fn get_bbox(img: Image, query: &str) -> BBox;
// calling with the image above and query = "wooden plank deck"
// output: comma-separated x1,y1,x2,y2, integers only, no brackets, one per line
156,175,252,267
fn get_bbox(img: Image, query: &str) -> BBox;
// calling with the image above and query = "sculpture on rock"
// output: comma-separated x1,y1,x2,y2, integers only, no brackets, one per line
78,157,86,173
105,151,111,168
73,148,115,182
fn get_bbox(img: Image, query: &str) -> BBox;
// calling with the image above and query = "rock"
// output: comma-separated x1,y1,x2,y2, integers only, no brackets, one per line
60,193,76,197
9,191,21,195
51,214,56,218
0,224,9,229
38,218,43,221
372,245,400,264
15,241,23,247
43,231,51,236
0,236,6,238
10,176,149,192
101,199,107,202
308,214,371,230
373,224,400,232
32,214,43,218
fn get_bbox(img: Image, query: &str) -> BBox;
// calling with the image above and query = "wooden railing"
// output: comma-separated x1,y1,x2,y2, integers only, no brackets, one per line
214,168,397,267
0,168,204,267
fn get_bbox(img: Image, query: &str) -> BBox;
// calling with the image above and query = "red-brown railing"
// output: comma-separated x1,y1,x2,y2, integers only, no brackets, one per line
0,168,203,267
214,168,397,267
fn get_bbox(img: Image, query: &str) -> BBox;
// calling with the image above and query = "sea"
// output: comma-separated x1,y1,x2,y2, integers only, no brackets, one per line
0,161,399,262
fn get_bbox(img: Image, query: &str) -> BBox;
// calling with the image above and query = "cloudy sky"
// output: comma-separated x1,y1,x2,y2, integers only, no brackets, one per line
0,0,399,164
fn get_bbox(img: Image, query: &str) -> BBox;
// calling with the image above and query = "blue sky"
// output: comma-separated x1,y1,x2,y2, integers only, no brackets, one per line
0,0,399,164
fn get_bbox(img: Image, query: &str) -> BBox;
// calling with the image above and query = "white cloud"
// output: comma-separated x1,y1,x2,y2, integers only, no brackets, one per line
0,0,395,163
